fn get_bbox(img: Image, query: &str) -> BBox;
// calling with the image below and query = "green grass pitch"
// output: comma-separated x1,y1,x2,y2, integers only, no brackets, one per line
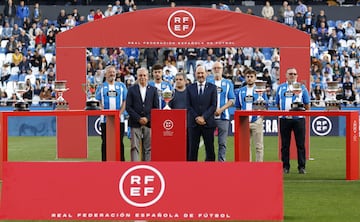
1,136,359,222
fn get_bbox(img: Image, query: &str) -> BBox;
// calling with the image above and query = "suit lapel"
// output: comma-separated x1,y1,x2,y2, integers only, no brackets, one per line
144,85,152,103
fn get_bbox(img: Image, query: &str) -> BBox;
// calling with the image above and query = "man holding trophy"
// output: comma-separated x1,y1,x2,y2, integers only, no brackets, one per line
235,69,268,162
148,64,173,109
95,65,127,161
275,67,310,174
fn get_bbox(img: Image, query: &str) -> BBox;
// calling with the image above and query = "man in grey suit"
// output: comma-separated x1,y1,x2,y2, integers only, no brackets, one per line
186,65,217,161
126,67,159,161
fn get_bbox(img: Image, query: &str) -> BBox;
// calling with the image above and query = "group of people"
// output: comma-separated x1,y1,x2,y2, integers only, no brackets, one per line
95,61,310,175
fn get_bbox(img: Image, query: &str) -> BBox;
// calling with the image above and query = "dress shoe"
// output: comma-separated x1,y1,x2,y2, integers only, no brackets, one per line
283,168,289,174
298,168,306,174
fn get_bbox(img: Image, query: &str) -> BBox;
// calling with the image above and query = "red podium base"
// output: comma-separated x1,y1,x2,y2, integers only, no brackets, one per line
151,109,187,161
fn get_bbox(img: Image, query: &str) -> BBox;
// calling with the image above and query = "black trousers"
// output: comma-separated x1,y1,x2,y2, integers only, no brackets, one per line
188,126,215,161
101,122,125,161
279,118,306,170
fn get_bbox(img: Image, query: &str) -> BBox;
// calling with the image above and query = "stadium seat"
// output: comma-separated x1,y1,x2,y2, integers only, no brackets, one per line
0,40,9,48
244,60,251,67
263,59,272,67
31,67,40,75
5,53,13,64
347,39,356,47
5,81,16,96
356,38,360,47
335,20,343,27
45,53,53,64
91,47,100,57
0,53,6,66
339,39,347,47
261,48,273,60
32,95,40,106
348,59,356,68
10,67,19,75
18,74,26,82
52,20,58,27
7,74,18,82
318,46,328,54
344,20,353,27
327,20,335,28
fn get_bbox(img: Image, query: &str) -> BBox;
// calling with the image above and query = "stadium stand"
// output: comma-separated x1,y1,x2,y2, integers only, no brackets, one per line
0,1,359,108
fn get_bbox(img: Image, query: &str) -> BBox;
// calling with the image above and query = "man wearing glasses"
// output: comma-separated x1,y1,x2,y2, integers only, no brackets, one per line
275,67,310,174
207,61,235,161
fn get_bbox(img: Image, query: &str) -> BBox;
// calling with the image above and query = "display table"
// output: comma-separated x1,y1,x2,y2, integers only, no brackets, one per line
0,110,121,179
234,110,359,180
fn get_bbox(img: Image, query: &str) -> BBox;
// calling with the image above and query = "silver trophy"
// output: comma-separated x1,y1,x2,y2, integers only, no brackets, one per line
325,81,341,110
290,82,305,111
54,80,69,110
161,88,173,110
253,80,267,110
82,83,101,110
14,81,29,111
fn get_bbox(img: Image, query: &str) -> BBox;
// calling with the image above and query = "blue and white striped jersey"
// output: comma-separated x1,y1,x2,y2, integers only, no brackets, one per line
235,85,269,123
275,82,310,118
208,78,235,120
96,81,127,123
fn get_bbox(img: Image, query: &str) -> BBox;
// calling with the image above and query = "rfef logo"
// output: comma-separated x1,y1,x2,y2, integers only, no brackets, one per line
163,119,174,131
167,10,195,38
312,116,332,136
119,165,165,207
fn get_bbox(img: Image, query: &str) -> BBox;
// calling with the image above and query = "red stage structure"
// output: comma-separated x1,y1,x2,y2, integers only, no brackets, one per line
0,110,121,179
234,110,359,181
56,7,310,159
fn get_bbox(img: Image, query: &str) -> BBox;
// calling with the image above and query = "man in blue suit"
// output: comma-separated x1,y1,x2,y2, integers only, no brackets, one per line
186,65,217,161
126,67,159,161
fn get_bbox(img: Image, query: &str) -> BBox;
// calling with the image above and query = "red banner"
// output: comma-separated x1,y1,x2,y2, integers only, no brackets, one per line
151,110,187,161
0,162,283,220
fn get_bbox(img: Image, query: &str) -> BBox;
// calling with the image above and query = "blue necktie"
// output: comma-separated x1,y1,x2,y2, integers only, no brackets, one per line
199,84,203,95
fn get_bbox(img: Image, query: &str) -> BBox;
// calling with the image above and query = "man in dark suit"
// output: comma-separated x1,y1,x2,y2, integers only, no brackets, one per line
126,67,159,161
186,65,217,161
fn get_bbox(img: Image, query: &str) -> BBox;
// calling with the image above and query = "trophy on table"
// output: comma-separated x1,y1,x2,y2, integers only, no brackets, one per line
161,88,173,110
325,81,341,110
82,83,101,110
290,82,306,111
253,80,267,110
14,81,29,111
54,80,69,110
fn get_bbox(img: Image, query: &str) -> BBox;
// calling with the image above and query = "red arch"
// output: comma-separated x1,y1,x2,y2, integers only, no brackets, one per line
56,7,310,158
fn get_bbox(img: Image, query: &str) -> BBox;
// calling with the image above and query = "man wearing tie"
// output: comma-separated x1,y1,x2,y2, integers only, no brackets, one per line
126,67,159,161
186,65,217,161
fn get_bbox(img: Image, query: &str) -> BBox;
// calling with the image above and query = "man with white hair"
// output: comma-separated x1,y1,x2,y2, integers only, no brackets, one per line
207,61,235,161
